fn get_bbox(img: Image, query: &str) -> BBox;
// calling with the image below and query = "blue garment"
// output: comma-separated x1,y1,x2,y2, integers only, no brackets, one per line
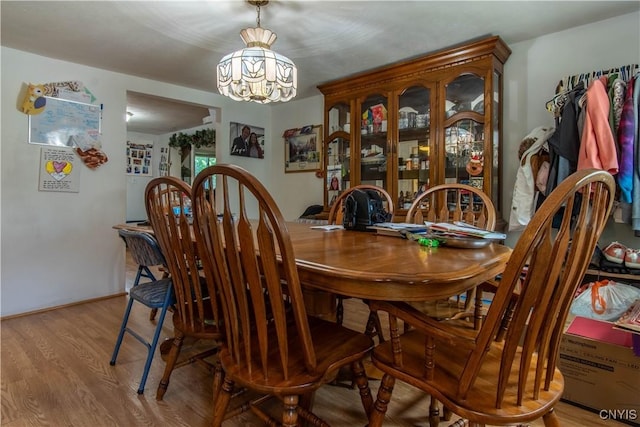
632,73,640,232
618,76,635,203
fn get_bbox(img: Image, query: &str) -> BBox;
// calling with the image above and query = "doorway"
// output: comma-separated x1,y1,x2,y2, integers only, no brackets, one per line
125,91,218,222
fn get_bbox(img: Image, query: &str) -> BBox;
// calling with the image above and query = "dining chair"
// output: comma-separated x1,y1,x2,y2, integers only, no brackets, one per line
110,229,175,395
328,184,394,341
145,176,224,401
328,184,395,233
405,183,498,329
367,168,615,427
192,164,374,427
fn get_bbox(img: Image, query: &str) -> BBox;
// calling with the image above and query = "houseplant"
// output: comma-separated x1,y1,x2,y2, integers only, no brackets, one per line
168,128,215,152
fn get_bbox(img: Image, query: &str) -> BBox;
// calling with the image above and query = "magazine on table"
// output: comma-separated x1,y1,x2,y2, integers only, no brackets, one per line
367,222,428,237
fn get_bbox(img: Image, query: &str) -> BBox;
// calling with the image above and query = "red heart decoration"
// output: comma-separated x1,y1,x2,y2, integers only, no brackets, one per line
53,161,67,173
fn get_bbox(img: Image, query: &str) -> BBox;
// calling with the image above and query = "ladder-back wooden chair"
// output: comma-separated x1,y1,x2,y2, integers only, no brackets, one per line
405,183,498,329
192,164,374,427
328,185,394,341
368,169,615,427
145,176,224,401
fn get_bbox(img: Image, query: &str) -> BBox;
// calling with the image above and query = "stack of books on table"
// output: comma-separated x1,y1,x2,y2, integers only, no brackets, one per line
424,221,507,240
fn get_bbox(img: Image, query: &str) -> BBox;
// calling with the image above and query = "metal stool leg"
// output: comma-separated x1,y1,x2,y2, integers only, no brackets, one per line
137,287,173,394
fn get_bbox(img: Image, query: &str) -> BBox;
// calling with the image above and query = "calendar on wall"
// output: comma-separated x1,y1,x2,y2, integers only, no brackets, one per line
126,140,153,176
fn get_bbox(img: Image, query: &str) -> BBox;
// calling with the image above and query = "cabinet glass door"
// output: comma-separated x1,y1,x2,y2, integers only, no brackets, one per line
397,85,431,210
360,94,388,189
326,134,350,208
327,102,351,135
325,102,351,209
444,73,485,192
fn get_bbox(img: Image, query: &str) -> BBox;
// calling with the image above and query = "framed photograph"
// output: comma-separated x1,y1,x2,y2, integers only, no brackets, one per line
126,140,153,176
230,122,265,158
283,125,322,173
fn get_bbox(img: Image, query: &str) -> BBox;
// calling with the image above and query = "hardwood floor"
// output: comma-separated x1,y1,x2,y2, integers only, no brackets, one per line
1,256,626,426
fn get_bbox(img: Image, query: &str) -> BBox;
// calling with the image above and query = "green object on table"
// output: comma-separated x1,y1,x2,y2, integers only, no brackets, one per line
418,237,439,248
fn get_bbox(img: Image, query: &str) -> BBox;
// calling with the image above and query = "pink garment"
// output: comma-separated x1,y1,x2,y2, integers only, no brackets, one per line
577,77,619,174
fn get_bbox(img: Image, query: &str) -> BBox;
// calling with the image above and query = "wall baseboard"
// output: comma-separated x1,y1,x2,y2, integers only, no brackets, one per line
0,292,127,321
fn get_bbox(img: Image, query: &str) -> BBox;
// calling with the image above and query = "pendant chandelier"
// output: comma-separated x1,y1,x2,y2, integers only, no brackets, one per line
216,0,297,104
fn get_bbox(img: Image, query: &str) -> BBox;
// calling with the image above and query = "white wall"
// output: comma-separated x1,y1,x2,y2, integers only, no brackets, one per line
0,47,265,317
2,11,638,316
271,95,325,220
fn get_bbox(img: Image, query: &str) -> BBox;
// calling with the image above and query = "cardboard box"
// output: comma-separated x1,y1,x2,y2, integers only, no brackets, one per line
559,316,640,425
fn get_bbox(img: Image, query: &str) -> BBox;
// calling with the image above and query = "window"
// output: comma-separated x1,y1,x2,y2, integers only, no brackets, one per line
194,153,216,189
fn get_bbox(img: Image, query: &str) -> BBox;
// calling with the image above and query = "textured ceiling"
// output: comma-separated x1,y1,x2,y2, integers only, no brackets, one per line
2,1,639,135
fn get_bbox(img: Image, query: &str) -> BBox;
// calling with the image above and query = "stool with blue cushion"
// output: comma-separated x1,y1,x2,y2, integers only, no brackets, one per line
110,229,175,394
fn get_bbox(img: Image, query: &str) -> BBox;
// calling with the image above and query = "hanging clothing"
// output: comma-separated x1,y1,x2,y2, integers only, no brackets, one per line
577,77,619,174
545,88,584,197
608,74,626,147
632,75,640,233
618,76,636,204
509,126,555,231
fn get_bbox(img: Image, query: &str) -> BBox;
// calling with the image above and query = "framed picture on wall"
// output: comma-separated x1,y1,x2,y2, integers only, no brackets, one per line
283,124,322,173
126,140,153,176
230,122,265,158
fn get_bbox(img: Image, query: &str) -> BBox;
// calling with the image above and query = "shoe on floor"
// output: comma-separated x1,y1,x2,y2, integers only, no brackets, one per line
603,241,627,264
625,249,640,269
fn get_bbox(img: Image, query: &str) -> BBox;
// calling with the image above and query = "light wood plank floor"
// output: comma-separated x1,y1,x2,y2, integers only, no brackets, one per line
1,257,626,426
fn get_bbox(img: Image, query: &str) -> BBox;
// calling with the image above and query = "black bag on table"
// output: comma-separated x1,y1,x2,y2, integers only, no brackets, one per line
342,189,391,231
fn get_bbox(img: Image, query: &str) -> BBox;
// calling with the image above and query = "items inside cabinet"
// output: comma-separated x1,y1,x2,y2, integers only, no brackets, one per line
325,102,351,209
360,94,388,188
318,35,511,217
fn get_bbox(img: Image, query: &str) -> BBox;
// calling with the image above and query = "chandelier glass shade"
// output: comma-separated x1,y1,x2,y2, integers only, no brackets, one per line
216,5,297,104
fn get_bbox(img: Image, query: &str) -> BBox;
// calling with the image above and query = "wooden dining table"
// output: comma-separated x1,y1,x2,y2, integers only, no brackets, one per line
284,222,511,302
114,221,511,303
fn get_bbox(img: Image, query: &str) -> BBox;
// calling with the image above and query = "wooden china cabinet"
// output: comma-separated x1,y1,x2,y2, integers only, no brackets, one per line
318,36,511,222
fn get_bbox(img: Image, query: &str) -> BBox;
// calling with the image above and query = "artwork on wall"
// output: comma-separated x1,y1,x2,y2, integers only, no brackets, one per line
23,81,108,169
126,140,153,176
38,147,80,193
159,147,169,176
283,125,322,173
229,122,265,159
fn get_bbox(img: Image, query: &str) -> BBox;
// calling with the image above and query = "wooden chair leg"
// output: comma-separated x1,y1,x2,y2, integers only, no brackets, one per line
351,360,373,416
473,288,484,330
212,377,234,427
429,396,441,427
542,408,561,427
211,359,224,406
364,306,385,343
495,298,517,342
368,373,395,427
282,394,300,427
149,308,158,321
443,406,452,421
336,296,344,325
156,333,184,400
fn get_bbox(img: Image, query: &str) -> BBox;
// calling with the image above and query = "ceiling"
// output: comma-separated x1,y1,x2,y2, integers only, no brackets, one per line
2,1,639,135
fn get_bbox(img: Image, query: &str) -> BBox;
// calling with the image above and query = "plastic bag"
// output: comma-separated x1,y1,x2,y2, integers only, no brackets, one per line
570,280,640,321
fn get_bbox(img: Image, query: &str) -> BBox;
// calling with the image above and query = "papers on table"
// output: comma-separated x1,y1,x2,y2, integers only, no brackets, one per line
310,224,344,231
